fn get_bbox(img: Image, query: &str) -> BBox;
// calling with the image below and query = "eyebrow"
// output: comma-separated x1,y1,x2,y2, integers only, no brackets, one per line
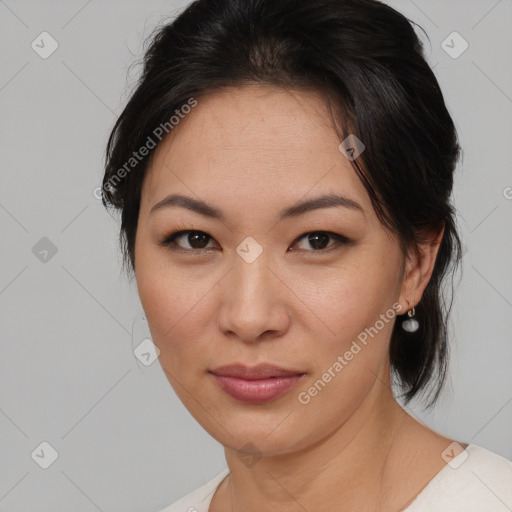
149,193,364,220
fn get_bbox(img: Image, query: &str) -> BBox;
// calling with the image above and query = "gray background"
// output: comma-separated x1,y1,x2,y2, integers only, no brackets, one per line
1,0,511,511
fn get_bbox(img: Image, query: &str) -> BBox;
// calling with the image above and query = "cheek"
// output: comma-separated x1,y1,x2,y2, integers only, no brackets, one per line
295,248,400,339
293,250,402,404
135,248,223,375
291,264,400,433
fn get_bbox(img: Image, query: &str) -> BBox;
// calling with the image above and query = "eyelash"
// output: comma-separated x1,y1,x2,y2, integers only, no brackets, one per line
159,227,353,254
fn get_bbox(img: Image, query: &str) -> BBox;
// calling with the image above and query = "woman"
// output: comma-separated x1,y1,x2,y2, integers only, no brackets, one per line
101,0,512,510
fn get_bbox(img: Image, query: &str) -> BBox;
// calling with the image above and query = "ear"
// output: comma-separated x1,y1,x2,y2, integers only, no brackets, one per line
398,224,445,311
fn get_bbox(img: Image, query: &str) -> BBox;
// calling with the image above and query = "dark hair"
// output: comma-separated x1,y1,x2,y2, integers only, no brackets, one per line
102,0,463,407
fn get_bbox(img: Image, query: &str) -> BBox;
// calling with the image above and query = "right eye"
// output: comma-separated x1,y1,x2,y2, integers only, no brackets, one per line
160,230,219,252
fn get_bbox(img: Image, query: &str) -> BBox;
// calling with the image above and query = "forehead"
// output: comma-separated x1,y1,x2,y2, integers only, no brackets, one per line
155,85,338,158
140,85,372,216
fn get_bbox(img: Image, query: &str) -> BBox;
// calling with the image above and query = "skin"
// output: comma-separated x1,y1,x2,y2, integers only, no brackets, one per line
134,85,462,511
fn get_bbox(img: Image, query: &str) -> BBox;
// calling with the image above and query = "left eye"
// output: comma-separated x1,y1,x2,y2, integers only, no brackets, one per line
291,231,351,252
160,230,351,253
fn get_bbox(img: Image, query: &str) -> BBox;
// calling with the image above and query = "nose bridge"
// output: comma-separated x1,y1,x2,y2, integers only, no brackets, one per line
231,245,274,309
219,243,286,340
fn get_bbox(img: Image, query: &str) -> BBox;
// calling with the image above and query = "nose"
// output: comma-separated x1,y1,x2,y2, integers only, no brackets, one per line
218,252,290,344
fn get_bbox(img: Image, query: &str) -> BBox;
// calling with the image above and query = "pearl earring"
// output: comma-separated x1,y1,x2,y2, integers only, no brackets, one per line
402,306,419,333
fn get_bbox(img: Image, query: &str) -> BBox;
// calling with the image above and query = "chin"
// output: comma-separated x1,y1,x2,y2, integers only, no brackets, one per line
198,407,312,456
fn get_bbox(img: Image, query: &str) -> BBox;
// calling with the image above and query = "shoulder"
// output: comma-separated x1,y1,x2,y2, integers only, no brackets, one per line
155,469,230,512
406,443,512,511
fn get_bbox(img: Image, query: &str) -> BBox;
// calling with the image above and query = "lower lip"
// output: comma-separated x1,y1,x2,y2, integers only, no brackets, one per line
211,373,304,403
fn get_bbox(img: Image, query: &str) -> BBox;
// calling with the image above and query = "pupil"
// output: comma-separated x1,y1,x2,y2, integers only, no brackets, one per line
310,233,329,250
189,231,209,248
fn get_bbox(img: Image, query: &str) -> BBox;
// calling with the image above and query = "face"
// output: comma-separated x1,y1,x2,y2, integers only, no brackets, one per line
134,85,410,456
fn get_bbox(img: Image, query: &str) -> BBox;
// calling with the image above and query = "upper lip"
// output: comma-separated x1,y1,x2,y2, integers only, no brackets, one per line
210,363,305,380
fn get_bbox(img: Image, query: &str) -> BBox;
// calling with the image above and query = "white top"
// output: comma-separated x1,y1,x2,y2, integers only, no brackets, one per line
157,444,512,511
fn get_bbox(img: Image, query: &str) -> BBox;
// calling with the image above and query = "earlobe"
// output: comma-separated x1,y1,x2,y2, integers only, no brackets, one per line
401,304,419,332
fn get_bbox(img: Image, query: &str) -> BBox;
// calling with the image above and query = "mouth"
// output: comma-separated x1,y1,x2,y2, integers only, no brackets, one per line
209,363,306,404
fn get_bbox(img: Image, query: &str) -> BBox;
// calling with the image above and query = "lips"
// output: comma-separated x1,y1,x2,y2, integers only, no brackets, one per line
210,363,305,380
209,363,306,403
